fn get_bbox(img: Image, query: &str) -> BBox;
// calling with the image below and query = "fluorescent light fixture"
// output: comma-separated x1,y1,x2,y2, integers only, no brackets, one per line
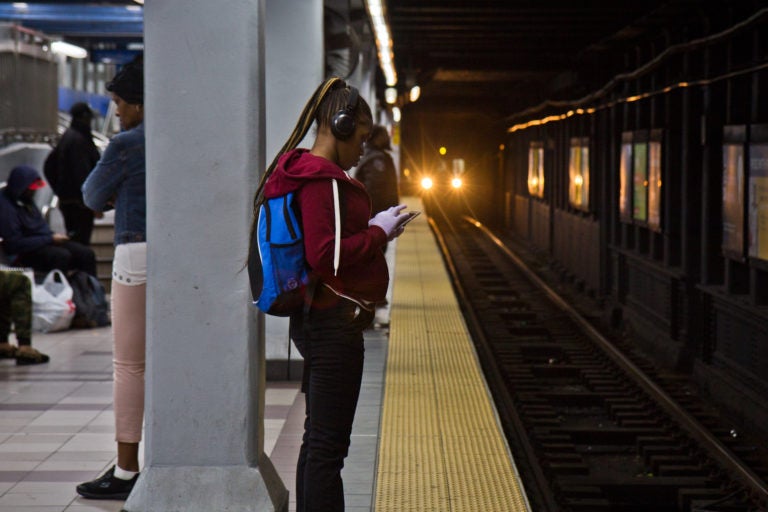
51,41,88,59
392,106,401,122
385,87,398,105
365,0,397,86
409,85,420,102
12,3,29,10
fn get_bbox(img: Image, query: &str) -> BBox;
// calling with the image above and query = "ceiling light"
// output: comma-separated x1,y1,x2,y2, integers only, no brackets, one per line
51,41,88,59
392,106,401,122
409,85,420,102
12,3,28,9
365,0,397,86
385,87,397,105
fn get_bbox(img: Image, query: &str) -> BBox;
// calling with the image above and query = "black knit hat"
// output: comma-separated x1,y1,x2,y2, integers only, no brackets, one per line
106,54,144,104
69,102,93,120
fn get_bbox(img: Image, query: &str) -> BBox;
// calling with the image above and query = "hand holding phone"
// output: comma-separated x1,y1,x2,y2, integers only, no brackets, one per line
398,210,421,228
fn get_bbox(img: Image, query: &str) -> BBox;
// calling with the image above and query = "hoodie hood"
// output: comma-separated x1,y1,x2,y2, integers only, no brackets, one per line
6,165,43,200
263,149,360,199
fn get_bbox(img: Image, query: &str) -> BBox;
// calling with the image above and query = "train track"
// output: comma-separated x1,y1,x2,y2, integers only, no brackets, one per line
429,208,768,512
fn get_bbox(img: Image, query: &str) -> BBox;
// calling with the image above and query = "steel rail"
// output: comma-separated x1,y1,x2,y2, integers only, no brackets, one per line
463,215,768,505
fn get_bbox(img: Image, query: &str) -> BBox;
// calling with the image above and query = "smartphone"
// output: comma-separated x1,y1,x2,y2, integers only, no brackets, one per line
399,210,421,227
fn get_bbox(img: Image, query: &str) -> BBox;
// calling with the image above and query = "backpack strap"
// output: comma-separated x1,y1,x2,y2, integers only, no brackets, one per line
332,178,341,276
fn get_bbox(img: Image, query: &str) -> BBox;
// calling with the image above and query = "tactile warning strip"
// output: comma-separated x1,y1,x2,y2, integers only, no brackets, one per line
375,202,530,512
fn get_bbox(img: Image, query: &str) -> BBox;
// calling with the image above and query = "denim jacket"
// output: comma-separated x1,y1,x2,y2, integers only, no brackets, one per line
82,122,146,246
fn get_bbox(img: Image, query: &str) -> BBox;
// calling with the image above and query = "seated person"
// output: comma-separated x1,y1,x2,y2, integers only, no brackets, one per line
0,165,96,277
0,270,49,365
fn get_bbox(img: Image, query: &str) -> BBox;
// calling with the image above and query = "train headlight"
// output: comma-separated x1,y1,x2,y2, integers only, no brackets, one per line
421,177,433,190
451,177,463,189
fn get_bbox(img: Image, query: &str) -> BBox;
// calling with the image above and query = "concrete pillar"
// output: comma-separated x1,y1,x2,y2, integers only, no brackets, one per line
263,0,323,380
124,1,287,510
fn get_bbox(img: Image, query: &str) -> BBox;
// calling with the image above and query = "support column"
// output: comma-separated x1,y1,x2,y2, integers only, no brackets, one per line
125,1,287,510
263,0,323,380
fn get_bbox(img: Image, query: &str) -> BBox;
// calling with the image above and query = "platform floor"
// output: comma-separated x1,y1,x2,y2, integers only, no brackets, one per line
0,326,388,512
0,197,529,511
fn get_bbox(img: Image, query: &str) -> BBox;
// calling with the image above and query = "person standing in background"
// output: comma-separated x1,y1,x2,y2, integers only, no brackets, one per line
45,102,101,245
354,124,400,225
353,125,400,326
76,54,146,501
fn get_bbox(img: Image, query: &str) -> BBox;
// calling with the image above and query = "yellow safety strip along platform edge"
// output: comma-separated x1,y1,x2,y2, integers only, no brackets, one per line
375,203,530,512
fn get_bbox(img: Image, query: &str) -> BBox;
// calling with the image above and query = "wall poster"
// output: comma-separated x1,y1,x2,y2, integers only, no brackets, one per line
748,143,768,261
632,142,648,222
568,138,590,210
722,143,745,256
619,137,633,220
648,141,662,231
527,143,544,198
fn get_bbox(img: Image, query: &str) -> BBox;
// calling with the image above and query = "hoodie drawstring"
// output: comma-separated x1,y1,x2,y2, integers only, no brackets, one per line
332,178,340,276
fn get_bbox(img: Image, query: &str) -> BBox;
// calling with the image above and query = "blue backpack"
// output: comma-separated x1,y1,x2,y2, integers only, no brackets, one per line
248,179,341,316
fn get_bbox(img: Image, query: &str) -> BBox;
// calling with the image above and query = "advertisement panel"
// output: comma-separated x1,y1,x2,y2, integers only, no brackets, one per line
633,142,648,222
722,143,745,256
748,144,768,261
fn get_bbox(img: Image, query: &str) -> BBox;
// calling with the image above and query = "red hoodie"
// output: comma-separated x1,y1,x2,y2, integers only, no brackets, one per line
263,149,390,306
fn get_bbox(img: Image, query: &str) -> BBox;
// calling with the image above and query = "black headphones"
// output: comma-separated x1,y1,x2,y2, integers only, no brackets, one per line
330,86,359,140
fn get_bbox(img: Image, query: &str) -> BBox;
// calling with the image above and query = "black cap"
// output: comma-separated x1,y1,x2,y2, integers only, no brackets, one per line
106,54,144,104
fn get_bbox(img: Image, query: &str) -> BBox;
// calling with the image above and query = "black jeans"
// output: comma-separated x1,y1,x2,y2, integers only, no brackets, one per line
60,203,95,246
17,241,97,278
290,295,374,512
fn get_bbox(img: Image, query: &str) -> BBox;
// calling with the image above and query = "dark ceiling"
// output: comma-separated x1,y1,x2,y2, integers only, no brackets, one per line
385,0,762,121
4,1,765,124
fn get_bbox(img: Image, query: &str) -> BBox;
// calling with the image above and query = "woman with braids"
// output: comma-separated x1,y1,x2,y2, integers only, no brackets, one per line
250,77,409,511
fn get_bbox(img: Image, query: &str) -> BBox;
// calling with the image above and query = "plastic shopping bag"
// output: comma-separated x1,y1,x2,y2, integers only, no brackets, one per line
32,269,76,333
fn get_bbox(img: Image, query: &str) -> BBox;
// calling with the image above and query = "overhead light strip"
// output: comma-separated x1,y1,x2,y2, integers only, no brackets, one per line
365,0,397,86
51,40,87,59
507,60,768,133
